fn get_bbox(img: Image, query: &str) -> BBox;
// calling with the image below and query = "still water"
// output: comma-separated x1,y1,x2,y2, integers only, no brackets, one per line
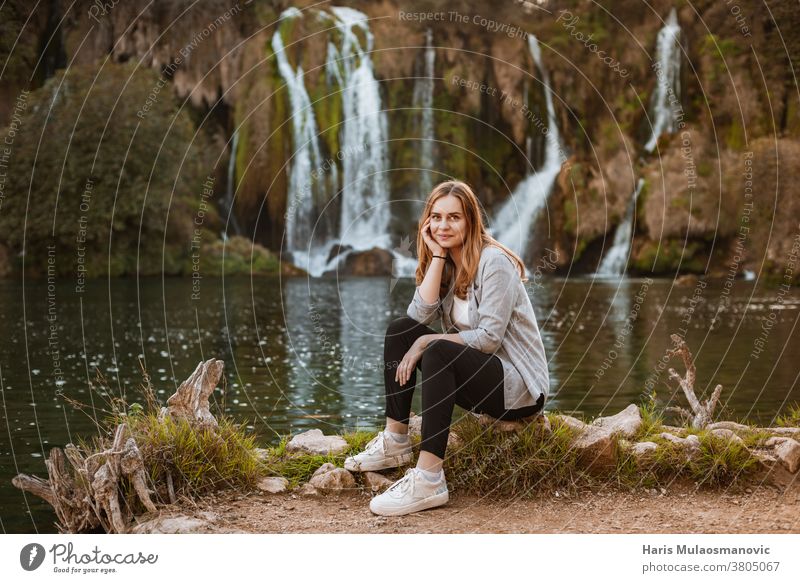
1,275,798,532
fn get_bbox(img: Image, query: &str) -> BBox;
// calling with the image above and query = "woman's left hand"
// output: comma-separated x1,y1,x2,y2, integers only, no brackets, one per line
396,336,431,386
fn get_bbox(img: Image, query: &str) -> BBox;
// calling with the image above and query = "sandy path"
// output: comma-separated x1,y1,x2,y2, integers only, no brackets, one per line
170,482,800,534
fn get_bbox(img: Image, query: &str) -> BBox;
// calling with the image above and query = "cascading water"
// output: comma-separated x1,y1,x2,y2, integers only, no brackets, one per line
492,34,565,265
596,178,645,276
323,7,391,260
223,129,243,237
272,8,328,263
412,28,436,197
643,8,682,153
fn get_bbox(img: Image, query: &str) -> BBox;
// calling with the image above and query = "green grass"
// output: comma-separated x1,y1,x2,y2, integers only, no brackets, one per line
71,363,795,511
777,403,800,428
259,402,777,496
441,413,584,497
257,430,377,488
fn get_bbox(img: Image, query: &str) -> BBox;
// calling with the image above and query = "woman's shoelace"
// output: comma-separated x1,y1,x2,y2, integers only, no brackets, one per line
386,469,416,495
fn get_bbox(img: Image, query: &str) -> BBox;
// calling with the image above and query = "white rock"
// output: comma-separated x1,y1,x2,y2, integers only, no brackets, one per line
773,438,800,473
286,429,349,456
710,428,745,444
659,432,700,459
253,448,271,462
631,441,658,460
764,427,800,439
131,515,232,534
684,434,701,448
309,463,356,492
257,476,289,494
707,421,751,434
753,450,796,488
555,415,615,469
591,404,642,439
298,483,319,496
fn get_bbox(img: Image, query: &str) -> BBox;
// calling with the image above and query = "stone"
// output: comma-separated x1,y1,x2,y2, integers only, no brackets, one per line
763,427,800,439
309,463,356,493
476,412,547,433
131,515,235,534
257,476,289,494
574,426,616,470
631,441,658,463
363,472,394,493
710,428,745,444
660,425,687,436
555,415,615,470
753,450,796,488
591,404,642,438
555,414,587,433
298,483,319,496
323,247,394,276
253,448,271,462
559,415,616,465
772,438,800,473
659,432,700,460
684,435,701,448
707,421,751,434
286,429,349,456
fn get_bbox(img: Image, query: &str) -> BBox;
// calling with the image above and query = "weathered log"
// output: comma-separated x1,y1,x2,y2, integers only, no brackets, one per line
12,360,228,533
12,446,100,533
90,424,130,533
159,359,223,431
666,334,722,428
120,438,158,513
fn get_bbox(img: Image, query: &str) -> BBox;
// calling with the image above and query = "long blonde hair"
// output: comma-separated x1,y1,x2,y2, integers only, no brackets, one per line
414,180,528,299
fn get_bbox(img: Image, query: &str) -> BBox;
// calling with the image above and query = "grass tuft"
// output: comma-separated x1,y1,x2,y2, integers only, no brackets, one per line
776,402,800,428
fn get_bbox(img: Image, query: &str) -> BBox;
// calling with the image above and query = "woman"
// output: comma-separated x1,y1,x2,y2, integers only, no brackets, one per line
345,180,550,516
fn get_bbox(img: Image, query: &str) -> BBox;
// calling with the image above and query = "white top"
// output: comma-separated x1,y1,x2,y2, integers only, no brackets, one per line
450,294,470,331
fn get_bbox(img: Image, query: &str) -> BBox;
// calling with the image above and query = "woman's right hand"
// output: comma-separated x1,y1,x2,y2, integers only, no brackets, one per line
421,217,446,257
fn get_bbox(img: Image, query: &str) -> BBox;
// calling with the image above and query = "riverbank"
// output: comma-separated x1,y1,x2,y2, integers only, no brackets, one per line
13,357,800,534
134,481,800,534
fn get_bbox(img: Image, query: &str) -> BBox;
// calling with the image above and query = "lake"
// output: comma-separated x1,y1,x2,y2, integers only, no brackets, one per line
1,275,798,532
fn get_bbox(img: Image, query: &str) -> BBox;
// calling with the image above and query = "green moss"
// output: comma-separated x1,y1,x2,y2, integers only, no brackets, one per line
632,238,705,274
727,116,746,151
697,160,714,177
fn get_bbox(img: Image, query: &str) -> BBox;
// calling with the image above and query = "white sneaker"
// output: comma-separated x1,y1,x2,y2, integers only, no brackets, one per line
344,431,413,472
369,467,449,516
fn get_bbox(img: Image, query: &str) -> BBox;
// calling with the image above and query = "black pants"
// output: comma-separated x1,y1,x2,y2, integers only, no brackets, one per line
383,316,544,459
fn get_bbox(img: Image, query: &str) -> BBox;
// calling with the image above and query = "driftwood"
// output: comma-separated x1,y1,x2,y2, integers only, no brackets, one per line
12,358,223,533
159,359,224,431
665,334,723,429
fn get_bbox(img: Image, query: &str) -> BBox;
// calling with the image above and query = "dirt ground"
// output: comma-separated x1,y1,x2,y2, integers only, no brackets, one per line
164,482,800,534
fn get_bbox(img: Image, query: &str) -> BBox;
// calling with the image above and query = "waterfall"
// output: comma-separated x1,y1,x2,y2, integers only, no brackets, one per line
596,178,645,276
412,28,436,196
325,7,391,253
222,129,243,237
272,8,328,258
491,34,564,265
643,8,682,153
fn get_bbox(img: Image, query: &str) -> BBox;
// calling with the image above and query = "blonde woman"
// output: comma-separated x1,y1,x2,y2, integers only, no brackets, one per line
345,180,550,516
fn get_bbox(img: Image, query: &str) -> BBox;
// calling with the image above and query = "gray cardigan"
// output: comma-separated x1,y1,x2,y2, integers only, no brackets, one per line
406,245,550,410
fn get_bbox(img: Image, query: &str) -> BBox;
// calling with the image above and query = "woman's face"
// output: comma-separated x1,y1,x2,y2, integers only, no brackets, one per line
429,195,467,249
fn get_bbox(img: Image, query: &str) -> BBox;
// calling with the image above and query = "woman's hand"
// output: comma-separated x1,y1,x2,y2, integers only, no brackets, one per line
421,217,446,257
395,336,431,386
